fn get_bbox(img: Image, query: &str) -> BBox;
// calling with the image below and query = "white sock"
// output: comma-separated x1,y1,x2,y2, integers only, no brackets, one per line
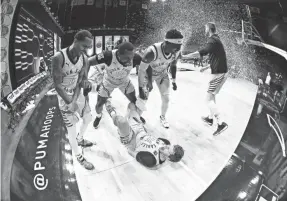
215,114,223,125
76,133,83,142
96,113,102,118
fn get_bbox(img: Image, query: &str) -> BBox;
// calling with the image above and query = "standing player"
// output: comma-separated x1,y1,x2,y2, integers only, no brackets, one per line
105,100,184,169
138,29,183,128
51,30,94,170
182,22,228,136
88,42,144,129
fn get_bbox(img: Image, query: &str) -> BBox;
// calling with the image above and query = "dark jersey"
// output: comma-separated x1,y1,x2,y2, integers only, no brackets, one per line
199,34,228,74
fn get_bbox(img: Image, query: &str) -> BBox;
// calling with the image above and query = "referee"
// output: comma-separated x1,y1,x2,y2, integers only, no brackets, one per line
182,22,228,136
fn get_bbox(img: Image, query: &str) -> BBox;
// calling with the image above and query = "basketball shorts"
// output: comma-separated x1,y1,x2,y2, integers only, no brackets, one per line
208,73,227,95
148,73,170,97
98,78,135,98
57,90,91,127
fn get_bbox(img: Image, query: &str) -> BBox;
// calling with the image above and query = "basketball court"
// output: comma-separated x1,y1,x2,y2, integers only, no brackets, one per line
72,67,258,201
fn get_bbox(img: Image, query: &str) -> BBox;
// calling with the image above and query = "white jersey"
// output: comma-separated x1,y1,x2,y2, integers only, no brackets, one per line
125,106,166,166
104,50,133,84
134,132,166,166
149,42,179,76
60,48,84,95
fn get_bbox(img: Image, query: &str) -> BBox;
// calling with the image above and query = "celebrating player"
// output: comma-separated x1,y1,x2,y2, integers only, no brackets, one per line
105,100,184,169
182,22,228,136
138,29,183,128
88,42,144,129
51,30,94,170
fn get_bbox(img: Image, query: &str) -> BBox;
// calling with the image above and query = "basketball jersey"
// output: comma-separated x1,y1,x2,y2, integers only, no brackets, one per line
124,105,166,167
104,49,133,84
149,42,178,76
60,48,84,95
134,133,166,166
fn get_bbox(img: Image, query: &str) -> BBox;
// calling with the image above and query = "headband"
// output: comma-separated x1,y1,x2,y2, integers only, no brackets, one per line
164,38,183,45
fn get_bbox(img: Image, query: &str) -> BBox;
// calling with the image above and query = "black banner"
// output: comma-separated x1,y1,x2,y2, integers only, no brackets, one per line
10,93,82,201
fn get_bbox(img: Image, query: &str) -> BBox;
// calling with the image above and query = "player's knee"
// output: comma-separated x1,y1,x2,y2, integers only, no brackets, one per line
161,94,170,104
128,102,137,111
206,92,214,102
113,115,126,127
82,112,92,123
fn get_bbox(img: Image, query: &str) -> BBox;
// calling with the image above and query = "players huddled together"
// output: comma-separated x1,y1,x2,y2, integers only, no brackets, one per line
52,22,228,170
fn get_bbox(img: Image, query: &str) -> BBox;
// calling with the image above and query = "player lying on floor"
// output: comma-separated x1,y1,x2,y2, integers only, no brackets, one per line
104,100,184,169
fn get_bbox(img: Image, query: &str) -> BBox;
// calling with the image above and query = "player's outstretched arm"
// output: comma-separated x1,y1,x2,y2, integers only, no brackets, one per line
138,49,155,88
51,53,73,104
181,51,200,59
88,54,99,66
88,51,111,74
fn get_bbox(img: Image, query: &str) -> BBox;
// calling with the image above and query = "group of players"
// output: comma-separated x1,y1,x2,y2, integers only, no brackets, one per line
51,22,228,170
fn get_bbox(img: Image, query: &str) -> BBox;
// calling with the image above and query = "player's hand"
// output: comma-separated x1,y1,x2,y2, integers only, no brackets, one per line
172,82,177,91
146,81,153,92
81,80,92,90
200,67,207,72
83,85,92,96
139,87,148,100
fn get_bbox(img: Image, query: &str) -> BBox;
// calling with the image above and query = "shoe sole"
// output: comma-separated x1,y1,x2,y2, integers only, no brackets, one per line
213,125,228,136
84,166,95,170
78,143,94,148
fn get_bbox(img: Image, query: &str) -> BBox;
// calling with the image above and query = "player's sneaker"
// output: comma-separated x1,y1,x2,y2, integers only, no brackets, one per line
77,155,94,170
213,122,228,136
93,115,102,129
202,116,213,126
105,100,116,117
77,139,94,147
160,115,169,129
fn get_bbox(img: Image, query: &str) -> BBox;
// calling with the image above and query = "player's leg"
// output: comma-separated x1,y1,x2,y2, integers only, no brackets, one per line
203,74,228,135
202,92,216,126
155,74,170,128
213,75,228,135
94,79,114,128
58,97,94,170
76,93,94,147
105,100,133,145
